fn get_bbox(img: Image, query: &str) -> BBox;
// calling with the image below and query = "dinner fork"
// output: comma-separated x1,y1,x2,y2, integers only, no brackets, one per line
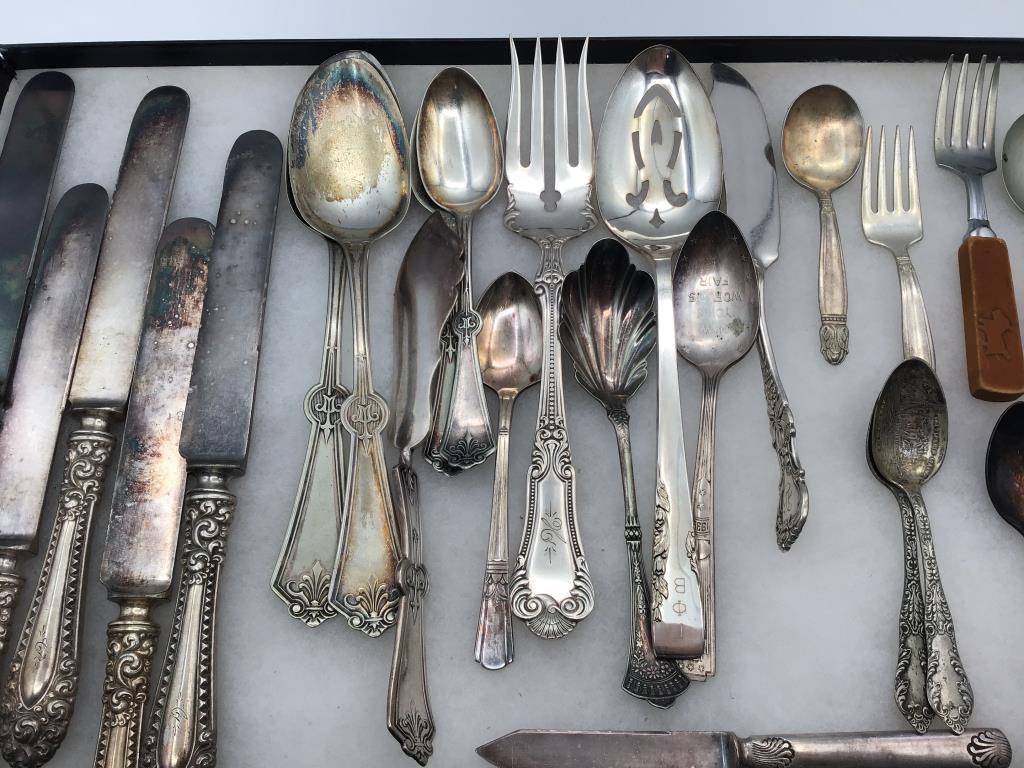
862,125,935,369
503,37,595,639
934,54,1024,400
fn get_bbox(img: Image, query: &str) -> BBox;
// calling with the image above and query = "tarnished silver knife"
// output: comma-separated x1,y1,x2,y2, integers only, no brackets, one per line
0,71,75,403
476,728,1012,768
387,212,464,765
93,218,212,768
0,86,189,768
0,183,107,655
709,63,809,550
142,130,282,768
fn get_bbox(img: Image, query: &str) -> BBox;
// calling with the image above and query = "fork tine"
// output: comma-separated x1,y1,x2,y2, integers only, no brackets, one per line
506,37,522,169
893,126,903,211
984,57,1000,152
862,125,874,217
967,55,986,149
554,37,569,171
878,126,888,213
951,54,969,148
908,126,920,214
577,37,593,172
935,55,953,152
529,38,544,170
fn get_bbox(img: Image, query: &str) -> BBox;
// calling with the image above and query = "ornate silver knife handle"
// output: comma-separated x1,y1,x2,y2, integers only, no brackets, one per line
907,489,973,734
387,463,434,765
754,270,809,551
738,729,1010,768
0,411,114,767
94,600,159,768
510,246,593,639
142,472,232,768
0,562,24,659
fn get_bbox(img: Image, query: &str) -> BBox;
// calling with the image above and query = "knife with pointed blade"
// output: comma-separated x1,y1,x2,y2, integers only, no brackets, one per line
387,212,463,765
0,86,189,768
709,62,809,551
0,71,75,403
476,728,1012,768
141,130,282,768
0,182,107,657
93,218,212,768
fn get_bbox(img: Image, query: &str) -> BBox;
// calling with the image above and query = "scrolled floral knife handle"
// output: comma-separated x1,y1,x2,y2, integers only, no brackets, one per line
94,600,159,768
0,411,114,768
143,472,233,768
0,558,25,659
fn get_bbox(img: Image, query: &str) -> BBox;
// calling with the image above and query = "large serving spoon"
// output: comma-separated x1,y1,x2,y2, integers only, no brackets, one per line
474,272,542,670
418,67,502,474
560,238,689,707
1001,114,1024,214
672,210,759,680
783,85,863,365
985,402,1024,536
289,51,410,637
597,44,722,660
870,359,973,733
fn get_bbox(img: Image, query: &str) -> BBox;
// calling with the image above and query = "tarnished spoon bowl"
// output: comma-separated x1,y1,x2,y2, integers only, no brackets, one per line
986,402,1024,537
782,85,864,194
478,273,543,396
673,211,760,372
1001,114,1024,214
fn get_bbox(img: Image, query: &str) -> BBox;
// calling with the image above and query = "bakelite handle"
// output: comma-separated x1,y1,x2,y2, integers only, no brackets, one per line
958,236,1024,400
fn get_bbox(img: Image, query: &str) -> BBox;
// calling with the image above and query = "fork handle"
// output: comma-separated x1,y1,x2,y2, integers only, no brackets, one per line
958,236,1024,400
817,191,848,365
895,251,935,370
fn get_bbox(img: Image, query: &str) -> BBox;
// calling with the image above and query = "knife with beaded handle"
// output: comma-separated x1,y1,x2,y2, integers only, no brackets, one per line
476,728,1012,768
0,182,106,663
0,86,189,768
93,218,212,768
142,129,282,768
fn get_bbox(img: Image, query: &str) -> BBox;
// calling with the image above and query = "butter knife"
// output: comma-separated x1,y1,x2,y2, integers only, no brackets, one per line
388,212,463,765
0,71,74,403
94,218,212,768
709,63,809,550
0,86,188,768
0,183,106,658
142,130,282,768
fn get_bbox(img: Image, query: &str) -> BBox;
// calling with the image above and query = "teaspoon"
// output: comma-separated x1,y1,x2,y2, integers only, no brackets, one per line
560,239,689,707
672,210,759,680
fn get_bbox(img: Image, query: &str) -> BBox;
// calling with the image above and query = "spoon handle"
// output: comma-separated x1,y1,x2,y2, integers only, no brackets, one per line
649,258,704,659
330,243,401,638
475,394,515,669
906,488,973,734
817,191,849,365
895,247,935,369
891,487,934,733
511,240,593,639
679,374,720,680
754,265,809,551
271,249,347,627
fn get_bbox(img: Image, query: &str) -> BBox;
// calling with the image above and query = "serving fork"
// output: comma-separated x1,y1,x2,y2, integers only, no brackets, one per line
861,126,935,369
503,37,595,639
934,54,1024,399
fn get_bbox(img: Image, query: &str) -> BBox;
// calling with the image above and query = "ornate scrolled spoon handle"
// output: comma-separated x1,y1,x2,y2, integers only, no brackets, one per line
0,412,115,768
142,471,233,768
94,600,159,768
817,190,849,365
907,488,973,734
387,463,434,765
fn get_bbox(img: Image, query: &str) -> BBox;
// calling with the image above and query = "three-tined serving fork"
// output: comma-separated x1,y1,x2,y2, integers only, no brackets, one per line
934,54,1024,400
502,37,595,639
862,125,935,369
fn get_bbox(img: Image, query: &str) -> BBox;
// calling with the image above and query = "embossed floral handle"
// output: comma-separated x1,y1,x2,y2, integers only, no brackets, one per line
142,471,233,768
738,729,1010,768
0,412,114,768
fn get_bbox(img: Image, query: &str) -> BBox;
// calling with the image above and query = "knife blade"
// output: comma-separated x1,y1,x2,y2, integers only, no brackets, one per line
0,86,189,768
709,62,809,551
476,728,1012,768
387,212,463,765
94,218,212,768
143,130,282,768
0,71,75,402
0,183,107,654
